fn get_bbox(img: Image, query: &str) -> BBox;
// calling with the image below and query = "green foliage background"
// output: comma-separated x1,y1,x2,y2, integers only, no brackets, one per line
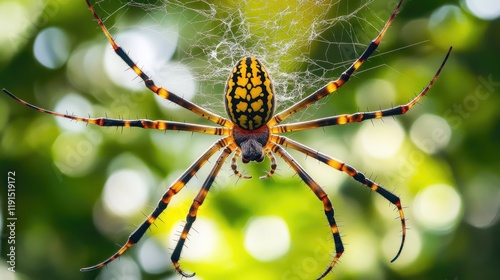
1,0,499,279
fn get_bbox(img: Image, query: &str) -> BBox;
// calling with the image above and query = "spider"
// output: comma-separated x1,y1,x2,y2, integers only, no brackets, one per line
3,0,452,279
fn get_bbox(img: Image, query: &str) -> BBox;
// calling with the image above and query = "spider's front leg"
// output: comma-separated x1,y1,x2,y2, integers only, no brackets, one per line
85,0,231,127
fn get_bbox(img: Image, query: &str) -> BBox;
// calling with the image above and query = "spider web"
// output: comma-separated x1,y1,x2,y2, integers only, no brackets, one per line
93,0,394,121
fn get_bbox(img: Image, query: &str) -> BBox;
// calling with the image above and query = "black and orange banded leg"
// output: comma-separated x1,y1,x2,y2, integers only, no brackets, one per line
269,143,343,280
3,88,230,135
172,143,235,277
80,137,232,271
267,0,403,126
84,0,231,127
272,135,406,262
271,46,452,133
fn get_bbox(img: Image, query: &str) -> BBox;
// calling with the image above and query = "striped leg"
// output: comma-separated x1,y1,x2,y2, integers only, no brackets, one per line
85,0,231,127
231,148,252,179
269,143,343,280
259,148,277,179
2,89,230,135
171,143,235,277
271,135,406,263
80,137,232,271
267,0,403,126
271,46,452,133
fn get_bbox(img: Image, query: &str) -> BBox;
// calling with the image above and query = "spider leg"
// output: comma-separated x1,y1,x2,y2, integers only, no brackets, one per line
259,148,277,179
271,46,452,133
268,142,343,280
172,143,235,277
85,0,231,127
2,89,230,135
80,137,232,272
267,0,404,126
231,148,252,179
271,135,406,263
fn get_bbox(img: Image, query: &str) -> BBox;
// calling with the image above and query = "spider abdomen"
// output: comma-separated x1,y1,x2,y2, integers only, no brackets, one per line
224,57,275,130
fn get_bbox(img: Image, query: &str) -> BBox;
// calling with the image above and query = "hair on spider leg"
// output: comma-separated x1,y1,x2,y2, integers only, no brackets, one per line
190,225,200,235
363,172,378,196
384,187,401,207
173,227,184,239
392,210,406,220
262,168,281,181
155,214,167,225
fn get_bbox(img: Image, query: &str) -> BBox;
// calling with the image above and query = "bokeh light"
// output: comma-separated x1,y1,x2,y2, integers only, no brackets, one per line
410,114,452,154
169,218,220,261
96,256,141,280
428,5,478,50
0,1,30,61
464,0,500,20
464,174,500,229
51,131,101,177
342,228,379,274
354,118,405,159
33,27,70,69
103,169,151,217
138,237,170,274
413,184,463,233
244,216,290,261
355,79,396,110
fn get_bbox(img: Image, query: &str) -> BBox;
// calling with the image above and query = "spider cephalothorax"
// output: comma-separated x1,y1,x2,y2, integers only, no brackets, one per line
233,124,270,163
2,0,452,279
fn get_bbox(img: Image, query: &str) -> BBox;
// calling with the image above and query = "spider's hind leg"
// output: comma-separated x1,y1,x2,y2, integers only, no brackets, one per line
272,135,407,265
269,143,344,280
171,144,235,277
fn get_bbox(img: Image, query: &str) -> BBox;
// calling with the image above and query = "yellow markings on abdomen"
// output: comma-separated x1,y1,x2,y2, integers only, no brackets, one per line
224,57,275,130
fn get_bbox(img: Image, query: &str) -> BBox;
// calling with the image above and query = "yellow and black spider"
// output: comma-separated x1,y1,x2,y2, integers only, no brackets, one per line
2,0,452,279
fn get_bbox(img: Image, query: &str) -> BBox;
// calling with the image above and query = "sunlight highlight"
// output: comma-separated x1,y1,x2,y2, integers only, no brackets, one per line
355,118,405,159
342,229,378,273
0,1,29,61
170,218,220,262
33,27,70,69
465,0,500,20
138,237,169,274
355,79,396,110
409,114,451,154
413,184,462,233
103,169,150,217
464,175,500,229
244,216,290,261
